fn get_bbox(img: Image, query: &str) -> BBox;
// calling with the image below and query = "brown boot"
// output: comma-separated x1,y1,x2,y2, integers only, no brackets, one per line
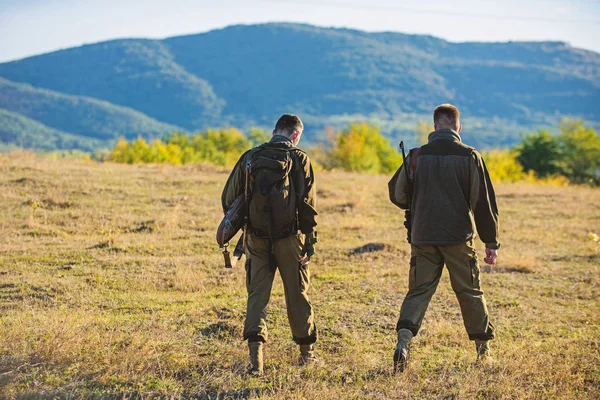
475,339,491,362
393,329,413,374
299,344,318,366
248,341,263,375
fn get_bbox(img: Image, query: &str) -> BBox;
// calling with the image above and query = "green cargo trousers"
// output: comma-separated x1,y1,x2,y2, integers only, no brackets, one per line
243,232,317,345
396,241,495,341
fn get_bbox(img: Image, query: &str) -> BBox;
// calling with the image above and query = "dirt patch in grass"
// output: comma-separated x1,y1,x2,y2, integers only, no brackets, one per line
88,241,122,253
126,220,156,233
198,322,239,339
349,242,395,255
333,202,355,213
42,199,75,209
11,177,37,185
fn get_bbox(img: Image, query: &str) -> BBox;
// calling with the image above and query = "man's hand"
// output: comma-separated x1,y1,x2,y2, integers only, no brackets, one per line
301,242,315,266
301,231,318,266
484,248,498,265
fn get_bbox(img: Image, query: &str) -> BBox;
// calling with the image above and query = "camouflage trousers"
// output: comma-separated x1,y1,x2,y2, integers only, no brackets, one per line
243,233,317,344
396,240,495,340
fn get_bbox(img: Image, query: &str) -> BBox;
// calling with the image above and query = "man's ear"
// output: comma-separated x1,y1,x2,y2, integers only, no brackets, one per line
457,124,463,133
291,130,301,143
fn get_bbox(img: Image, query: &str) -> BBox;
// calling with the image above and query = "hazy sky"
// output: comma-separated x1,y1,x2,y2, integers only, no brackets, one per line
1,0,599,62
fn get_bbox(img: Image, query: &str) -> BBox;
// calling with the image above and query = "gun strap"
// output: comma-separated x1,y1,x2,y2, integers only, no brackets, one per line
243,158,251,251
408,148,420,180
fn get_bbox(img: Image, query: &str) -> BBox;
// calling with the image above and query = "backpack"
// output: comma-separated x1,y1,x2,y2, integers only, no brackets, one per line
247,144,299,238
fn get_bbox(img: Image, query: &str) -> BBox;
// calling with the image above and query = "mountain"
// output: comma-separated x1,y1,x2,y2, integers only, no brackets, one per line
0,23,598,151
0,78,180,143
0,108,101,151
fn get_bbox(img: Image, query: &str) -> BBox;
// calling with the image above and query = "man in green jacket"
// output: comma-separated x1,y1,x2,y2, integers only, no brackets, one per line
221,114,318,375
389,104,500,372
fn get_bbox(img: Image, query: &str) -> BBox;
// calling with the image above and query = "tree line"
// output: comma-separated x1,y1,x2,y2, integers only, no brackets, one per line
107,119,600,186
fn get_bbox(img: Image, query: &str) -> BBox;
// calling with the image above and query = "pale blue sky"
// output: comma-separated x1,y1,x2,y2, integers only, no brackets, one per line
0,0,599,62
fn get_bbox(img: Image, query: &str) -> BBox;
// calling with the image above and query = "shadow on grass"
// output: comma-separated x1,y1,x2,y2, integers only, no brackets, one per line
549,254,599,263
197,321,239,339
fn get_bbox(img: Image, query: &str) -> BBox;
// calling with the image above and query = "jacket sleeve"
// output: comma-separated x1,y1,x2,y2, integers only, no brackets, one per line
469,152,500,249
295,152,318,234
388,154,411,209
221,151,250,214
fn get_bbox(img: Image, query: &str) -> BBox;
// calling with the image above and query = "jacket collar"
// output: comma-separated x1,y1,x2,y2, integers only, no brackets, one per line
268,134,295,148
428,128,462,143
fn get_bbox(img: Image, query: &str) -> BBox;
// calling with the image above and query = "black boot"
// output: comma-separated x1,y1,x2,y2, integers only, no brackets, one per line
393,329,413,374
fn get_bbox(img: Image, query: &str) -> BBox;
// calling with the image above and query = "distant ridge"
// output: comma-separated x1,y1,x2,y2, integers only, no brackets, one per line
0,23,598,151
0,78,180,141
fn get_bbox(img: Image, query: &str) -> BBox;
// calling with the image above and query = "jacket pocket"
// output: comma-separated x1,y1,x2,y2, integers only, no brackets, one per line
409,256,417,289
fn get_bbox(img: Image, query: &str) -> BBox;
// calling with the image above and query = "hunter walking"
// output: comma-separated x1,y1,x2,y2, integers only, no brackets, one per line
221,114,318,375
389,104,500,372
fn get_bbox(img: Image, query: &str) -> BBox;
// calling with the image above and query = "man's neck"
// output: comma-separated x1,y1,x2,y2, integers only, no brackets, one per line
270,134,295,147
428,128,462,143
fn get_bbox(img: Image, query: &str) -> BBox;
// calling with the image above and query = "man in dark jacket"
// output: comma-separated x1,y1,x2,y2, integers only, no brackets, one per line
221,114,318,375
389,104,500,372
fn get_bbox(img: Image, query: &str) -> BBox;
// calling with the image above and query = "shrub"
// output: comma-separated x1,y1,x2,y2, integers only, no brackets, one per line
515,118,600,185
515,129,561,178
108,128,252,166
556,119,600,185
482,149,533,183
329,123,402,174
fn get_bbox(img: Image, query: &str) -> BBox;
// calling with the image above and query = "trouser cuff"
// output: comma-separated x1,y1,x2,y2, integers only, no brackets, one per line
396,320,419,337
293,327,317,345
244,333,266,343
468,324,495,341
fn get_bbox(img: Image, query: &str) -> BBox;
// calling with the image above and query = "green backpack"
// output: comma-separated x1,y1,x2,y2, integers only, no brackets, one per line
247,144,299,238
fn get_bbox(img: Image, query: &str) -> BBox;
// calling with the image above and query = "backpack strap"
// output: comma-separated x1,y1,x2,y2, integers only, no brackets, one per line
408,147,420,180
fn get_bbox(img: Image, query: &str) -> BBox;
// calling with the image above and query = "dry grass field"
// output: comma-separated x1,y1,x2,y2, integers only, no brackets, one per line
0,152,599,399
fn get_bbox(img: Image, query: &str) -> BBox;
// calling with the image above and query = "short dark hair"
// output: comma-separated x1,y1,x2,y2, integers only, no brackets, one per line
433,104,460,129
275,114,303,136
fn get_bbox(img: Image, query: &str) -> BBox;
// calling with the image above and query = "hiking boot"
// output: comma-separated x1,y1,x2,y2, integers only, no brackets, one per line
248,341,264,375
299,344,318,366
475,339,490,361
393,329,413,374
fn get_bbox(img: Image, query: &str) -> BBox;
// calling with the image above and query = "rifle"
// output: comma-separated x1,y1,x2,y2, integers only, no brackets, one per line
218,158,252,268
399,141,414,244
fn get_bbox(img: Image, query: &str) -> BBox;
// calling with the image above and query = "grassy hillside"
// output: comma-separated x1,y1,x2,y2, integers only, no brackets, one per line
0,41,224,129
0,23,598,150
0,78,180,143
0,109,102,152
0,154,598,398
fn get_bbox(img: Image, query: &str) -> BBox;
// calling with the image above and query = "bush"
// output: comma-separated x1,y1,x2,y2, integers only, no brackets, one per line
108,128,256,166
515,118,600,185
482,149,533,183
556,119,600,185
328,123,402,174
515,129,561,178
